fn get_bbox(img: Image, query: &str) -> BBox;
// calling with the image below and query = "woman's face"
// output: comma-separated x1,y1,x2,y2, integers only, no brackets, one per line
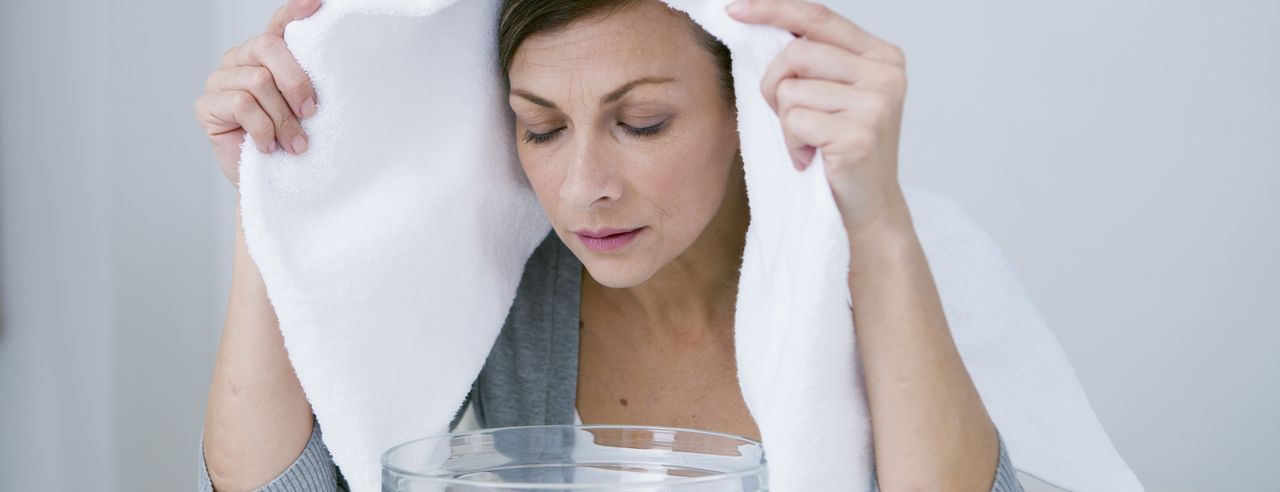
507,1,741,289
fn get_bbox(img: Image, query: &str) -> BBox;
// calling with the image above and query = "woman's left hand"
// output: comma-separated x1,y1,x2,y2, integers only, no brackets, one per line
726,0,910,238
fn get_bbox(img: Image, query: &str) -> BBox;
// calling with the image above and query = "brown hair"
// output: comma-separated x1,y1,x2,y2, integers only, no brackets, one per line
497,0,735,107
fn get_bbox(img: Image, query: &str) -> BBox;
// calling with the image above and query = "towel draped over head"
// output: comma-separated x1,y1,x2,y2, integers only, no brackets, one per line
236,0,1144,490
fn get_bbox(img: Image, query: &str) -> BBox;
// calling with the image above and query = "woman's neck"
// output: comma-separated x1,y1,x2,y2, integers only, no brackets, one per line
582,165,749,339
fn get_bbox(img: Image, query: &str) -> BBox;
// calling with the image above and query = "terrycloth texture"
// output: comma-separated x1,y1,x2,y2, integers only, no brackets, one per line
236,0,1144,490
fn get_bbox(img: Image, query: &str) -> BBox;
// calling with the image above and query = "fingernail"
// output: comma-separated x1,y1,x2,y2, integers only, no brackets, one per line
267,139,277,153
291,134,308,155
726,0,747,16
300,97,315,119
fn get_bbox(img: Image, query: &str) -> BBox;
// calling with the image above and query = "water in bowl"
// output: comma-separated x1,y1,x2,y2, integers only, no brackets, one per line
382,424,768,491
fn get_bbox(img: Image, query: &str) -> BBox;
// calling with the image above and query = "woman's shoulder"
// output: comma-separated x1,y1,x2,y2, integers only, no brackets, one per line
522,229,576,280
489,229,576,353
511,228,580,339
510,230,580,317
465,228,582,428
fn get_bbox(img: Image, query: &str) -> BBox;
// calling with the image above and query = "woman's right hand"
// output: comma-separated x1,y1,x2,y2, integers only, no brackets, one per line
194,0,322,190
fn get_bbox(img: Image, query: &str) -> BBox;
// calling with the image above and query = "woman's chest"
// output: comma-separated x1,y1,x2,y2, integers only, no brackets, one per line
573,321,762,442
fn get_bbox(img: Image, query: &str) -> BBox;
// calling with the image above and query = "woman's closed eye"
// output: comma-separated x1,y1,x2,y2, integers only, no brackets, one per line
522,119,669,145
522,127,563,144
622,119,668,137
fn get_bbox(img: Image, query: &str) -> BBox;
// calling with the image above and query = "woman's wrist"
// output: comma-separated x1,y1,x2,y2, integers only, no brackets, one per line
842,187,913,241
843,196,919,275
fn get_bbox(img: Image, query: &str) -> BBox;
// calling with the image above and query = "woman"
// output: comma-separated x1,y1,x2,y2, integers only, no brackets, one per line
194,0,1023,490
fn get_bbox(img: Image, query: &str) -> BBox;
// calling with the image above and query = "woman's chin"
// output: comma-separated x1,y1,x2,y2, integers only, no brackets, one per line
579,258,654,289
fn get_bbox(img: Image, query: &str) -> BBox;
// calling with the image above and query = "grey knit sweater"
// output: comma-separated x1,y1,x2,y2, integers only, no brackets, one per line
197,231,1024,491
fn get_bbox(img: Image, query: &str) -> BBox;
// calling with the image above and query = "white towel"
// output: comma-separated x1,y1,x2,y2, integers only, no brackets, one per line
236,0,1144,490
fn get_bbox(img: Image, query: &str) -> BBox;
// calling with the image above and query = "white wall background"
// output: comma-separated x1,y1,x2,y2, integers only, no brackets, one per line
0,0,226,490
0,0,1274,490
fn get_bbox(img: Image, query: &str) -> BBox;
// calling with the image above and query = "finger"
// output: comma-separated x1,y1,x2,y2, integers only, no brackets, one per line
778,84,901,167
219,45,239,70
837,87,902,128
782,106,847,170
198,90,280,155
236,33,317,120
780,118,816,172
727,0,898,63
760,38,905,113
776,78,851,116
777,79,900,122
206,66,308,155
219,0,319,70
193,93,246,142
266,0,321,37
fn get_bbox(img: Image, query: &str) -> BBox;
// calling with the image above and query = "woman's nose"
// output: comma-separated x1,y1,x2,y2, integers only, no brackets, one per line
559,138,623,212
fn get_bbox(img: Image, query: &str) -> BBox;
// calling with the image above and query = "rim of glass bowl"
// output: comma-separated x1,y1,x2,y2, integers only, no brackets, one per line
380,423,768,490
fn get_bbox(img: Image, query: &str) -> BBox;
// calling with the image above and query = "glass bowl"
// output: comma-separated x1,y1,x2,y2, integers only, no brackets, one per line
381,424,769,491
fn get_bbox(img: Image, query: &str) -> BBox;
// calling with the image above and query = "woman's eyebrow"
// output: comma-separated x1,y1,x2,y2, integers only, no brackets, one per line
599,76,676,106
510,76,677,110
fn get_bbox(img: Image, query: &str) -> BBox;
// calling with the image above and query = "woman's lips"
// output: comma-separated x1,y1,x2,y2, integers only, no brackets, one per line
574,227,645,252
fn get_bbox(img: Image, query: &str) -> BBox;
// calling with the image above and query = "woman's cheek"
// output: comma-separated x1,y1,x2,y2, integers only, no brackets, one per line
652,147,722,230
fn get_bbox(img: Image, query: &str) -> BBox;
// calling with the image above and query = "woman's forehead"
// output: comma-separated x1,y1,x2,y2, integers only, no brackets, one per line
509,2,702,76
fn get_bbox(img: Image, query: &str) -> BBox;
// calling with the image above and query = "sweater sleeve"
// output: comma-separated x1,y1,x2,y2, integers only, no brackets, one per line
197,416,344,491
868,426,1024,492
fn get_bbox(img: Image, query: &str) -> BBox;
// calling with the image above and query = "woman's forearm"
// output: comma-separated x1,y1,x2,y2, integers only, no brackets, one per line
202,202,316,491
847,204,999,491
